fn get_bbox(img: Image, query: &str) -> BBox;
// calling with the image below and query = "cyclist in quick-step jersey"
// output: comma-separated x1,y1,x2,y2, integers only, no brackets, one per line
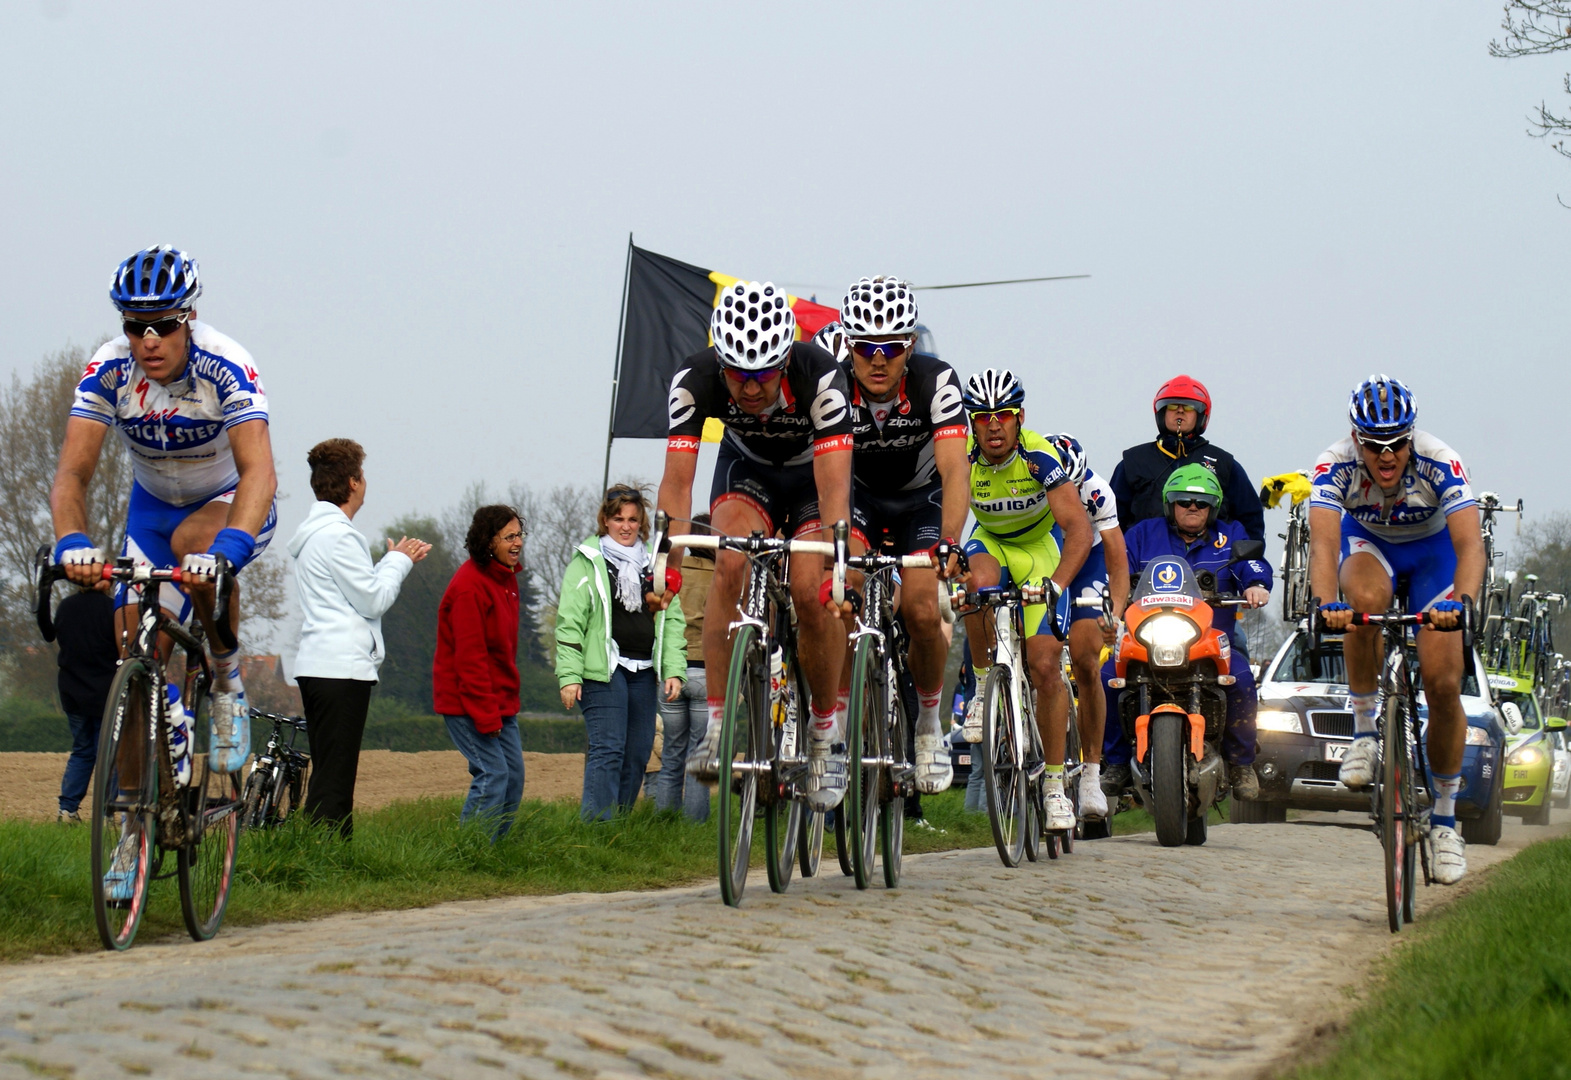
958,369,1094,831
51,245,279,899
831,277,970,793
656,281,855,810
1310,374,1484,885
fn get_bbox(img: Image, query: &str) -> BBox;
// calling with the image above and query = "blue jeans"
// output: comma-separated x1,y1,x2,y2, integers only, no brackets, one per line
656,666,710,822
442,714,524,841
579,667,658,822
60,712,99,814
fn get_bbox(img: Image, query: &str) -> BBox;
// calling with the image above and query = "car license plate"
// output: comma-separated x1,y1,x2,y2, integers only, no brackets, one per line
1324,742,1350,762
956,754,971,766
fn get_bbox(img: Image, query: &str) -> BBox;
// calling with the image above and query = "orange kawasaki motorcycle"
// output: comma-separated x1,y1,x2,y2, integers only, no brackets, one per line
1108,542,1264,847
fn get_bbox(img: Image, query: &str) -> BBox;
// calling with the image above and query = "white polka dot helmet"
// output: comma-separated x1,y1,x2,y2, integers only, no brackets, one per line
839,276,918,338
710,281,796,371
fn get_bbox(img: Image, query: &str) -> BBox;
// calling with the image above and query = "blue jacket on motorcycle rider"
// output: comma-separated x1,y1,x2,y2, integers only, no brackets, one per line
1100,515,1273,770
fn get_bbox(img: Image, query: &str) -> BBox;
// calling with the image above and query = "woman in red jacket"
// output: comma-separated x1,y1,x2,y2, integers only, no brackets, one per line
433,504,525,840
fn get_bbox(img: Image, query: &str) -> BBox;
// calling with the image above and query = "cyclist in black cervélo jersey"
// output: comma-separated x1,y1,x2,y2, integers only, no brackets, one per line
824,277,970,793
656,281,856,810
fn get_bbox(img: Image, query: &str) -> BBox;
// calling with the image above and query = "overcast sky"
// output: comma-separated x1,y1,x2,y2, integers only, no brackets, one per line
4,1,1567,576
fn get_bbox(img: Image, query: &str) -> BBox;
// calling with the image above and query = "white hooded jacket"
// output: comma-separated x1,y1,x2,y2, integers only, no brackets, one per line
288,501,415,682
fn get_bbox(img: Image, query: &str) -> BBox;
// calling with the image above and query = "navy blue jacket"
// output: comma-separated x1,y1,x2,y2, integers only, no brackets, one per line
1110,435,1265,542
1124,517,1273,639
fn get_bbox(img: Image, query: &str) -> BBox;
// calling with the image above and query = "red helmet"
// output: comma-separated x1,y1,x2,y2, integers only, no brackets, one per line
1153,374,1211,435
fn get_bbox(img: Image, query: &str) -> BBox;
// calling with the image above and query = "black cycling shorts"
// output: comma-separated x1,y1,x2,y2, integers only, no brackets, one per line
709,443,829,538
852,481,943,555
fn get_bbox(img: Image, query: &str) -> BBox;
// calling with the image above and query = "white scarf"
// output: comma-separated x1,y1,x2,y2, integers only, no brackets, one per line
599,534,648,614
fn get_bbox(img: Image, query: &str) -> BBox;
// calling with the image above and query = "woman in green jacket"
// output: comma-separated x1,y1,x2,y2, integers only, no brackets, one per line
556,486,687,822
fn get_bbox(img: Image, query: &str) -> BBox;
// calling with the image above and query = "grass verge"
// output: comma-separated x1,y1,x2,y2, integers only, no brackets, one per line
1280,835,1571,1080
0,788,997,962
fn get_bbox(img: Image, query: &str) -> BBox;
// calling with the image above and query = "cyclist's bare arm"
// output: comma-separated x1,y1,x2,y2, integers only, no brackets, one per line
1433,505,1484,631
223,419,279,538
810,446,852,539
50,417,111,586
1308,505,1349,628
934,436,969,576
1102,524,1130,619
1046,482,1092,590
653,449,699,608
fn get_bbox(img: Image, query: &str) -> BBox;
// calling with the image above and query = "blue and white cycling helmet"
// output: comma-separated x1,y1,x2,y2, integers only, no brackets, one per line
711,281,795,371
110,245,201,312
961,368,1025,413
1348,374,1416,438
1051,432,1089,486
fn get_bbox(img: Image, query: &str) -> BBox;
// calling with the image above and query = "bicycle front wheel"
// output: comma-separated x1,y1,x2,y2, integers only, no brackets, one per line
91,659,159,951
179,686,241,941
878,654,908,889
846,635,883,889
1379,691,1411,933
981,664,1027,867
799,808,824,878
718,624,764,907
763,642,804,895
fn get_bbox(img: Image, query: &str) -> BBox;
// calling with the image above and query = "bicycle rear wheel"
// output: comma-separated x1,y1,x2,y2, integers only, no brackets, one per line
1059,714,1081,856
833,808,853,877
763,642,804,895
878,654,908,889
179,686,241,941
799,808,824,878
846,635,883,889
718,624,764,907
981,665,1027,867
91,659,159,951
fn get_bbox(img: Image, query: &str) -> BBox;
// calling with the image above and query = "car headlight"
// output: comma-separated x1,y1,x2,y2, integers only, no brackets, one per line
1135,613,1200,668
1465,726,1494,746
1509,745,1544,767
1255,708,1303,733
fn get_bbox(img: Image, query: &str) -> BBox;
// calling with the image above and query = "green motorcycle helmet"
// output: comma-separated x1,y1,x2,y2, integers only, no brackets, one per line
1163,463,1224,530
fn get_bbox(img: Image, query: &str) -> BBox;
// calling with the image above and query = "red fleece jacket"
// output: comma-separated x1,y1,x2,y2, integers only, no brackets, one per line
432,558,520,734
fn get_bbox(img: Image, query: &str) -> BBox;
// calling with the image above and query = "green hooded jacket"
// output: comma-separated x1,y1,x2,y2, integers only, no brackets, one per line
555,537,687,687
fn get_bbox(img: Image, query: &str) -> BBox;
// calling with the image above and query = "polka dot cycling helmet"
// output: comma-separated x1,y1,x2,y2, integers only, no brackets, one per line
109,244,202,312
839,276,918,338
812,321,848,363
710,281,796,371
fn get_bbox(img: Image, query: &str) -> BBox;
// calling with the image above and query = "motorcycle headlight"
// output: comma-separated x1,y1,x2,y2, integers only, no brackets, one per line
1256,708,1303,734
1509,745,1544,767
1135,613,1200,669
1465,726,1494,746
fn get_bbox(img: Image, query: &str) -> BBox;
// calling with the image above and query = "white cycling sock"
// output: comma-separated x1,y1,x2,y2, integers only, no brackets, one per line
1043,765,1065,795
705,698,724,737
971,665,992,699
1351,692,1378,738
1082,761,1101,786
1432,772,1462,828
916,684,943,737
212,649,243,695
810,701,838,744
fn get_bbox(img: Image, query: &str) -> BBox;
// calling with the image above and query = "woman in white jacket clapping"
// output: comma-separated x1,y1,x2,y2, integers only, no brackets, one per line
288,439,430,837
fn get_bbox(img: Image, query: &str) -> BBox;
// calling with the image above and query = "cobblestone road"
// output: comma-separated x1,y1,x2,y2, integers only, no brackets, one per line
0,817,1559,1080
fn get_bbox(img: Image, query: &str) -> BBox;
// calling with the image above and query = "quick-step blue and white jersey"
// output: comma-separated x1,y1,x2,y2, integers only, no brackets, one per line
1310,430,1475,542
70,321,269,507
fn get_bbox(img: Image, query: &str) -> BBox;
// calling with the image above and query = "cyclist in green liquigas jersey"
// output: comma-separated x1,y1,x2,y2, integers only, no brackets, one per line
958,369,1093,831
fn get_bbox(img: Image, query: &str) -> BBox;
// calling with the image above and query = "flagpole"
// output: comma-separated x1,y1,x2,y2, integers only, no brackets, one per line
601,233,634,494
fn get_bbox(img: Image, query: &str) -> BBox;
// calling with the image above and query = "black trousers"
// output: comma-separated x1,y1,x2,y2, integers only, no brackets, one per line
297,676,376,839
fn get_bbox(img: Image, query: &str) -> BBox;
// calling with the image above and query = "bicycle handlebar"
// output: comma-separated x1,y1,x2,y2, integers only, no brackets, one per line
33,547,237,650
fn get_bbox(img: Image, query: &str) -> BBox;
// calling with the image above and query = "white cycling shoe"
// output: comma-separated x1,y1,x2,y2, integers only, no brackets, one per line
806,740,847,811
1044,790,1076,831
686,723,722,782
914,734,953,794
208,689,251,774
1431,825,1467,885
1078,769,1109,821
103,827,141,903
961,696,985,743
1338,737,1379,789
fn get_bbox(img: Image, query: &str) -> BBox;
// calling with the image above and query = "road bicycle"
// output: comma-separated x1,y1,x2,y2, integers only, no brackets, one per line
1268,471,1314,623
1311,597,1470,932
841,541,948,889
242,711,311,829
1514,578,1564,688
34,548,243,950
1477,492,1523,669
653,512,848,907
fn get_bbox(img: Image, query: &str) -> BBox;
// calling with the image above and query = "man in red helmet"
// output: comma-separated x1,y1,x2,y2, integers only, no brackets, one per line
1109,375,1265,543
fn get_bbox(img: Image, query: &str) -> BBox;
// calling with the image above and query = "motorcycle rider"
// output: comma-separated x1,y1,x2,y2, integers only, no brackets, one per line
1100,464,1271,799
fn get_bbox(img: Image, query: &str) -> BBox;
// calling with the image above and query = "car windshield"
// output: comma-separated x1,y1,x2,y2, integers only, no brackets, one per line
1501,690,1543,731
1272,633,1479,697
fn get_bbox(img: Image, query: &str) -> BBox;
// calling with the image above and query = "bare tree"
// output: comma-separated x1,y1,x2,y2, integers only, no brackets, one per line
1491,2,1571,197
